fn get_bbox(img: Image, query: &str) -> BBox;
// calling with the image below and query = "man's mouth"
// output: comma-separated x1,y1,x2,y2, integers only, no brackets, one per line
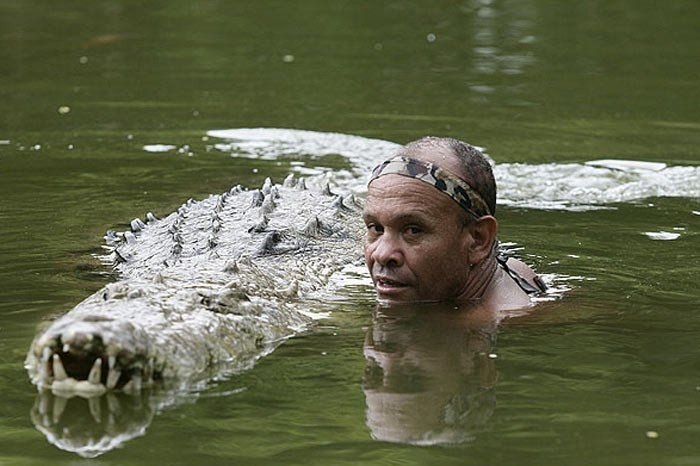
373,275,410,297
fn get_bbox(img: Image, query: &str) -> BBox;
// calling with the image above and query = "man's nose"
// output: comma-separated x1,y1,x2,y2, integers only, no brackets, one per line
370,234,403,267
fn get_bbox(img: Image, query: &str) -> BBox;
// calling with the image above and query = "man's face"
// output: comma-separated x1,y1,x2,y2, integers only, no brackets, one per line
363,175,472,303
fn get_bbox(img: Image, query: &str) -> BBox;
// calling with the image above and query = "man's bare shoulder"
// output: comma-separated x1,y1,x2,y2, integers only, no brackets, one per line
503,257,539,284
481,257,542,313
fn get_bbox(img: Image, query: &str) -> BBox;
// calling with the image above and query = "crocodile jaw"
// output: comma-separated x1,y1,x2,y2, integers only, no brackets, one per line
26,316,159,396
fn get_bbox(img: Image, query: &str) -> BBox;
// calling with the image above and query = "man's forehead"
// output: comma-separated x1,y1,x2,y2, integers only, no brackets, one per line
365,175,461,216
397,146,464,179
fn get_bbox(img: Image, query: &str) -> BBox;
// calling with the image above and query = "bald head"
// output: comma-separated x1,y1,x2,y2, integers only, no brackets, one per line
396,137,497,217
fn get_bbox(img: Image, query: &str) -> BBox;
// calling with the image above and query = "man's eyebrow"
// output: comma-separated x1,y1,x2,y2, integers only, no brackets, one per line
382,212,434,226
394,212,431,225
362,207,435,226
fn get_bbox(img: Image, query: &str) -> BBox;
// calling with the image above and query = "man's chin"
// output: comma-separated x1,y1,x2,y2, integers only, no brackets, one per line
374,286,453,307
374,284,413,304
374,283,425,305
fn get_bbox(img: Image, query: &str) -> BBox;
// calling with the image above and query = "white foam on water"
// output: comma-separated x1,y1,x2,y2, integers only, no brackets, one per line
143,144,177,153
643,231,682,241
207,128,700,210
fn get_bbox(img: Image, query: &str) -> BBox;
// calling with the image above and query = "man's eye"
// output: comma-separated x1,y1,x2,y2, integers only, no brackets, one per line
405,226,422,236
366,224,384,234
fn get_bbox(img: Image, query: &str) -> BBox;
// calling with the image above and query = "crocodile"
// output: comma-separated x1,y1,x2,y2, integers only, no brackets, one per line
28,126,699,397
25,174,368,396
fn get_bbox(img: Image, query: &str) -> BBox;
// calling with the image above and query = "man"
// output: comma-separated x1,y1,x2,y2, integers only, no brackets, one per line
363,136,545,309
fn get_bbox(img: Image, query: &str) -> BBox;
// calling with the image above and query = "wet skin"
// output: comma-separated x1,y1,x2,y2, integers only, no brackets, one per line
363,174,476,303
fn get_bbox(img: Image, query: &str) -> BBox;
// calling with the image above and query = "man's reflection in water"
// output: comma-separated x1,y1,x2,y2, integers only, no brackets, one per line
363,304,499,445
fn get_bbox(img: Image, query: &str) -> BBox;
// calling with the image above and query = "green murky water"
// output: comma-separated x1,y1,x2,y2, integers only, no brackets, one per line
1,1,699,464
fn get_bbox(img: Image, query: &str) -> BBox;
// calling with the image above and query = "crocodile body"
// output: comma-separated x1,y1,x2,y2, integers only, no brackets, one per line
26,175,365,395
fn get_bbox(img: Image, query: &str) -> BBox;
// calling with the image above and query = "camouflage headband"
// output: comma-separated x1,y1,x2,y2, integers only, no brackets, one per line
369,156,491,217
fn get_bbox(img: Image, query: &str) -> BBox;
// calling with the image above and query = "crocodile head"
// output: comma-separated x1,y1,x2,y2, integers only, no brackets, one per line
26,314,160,395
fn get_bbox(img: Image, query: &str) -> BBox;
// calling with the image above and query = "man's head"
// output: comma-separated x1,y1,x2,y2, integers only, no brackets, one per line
398,137,497,217
363,137,498,304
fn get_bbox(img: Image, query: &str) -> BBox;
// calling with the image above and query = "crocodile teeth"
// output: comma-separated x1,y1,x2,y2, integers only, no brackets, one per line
42,347,51,363
143,360,153,383
52,354,68,381
122,373,142,393
107,393,120,412
106,368,121,389
108,355,116,370
52,395,67,424
38,358,49,382
131,374,142,392
39,392,50,416
88,358,102,385
63,343,70,353
89,396,102,423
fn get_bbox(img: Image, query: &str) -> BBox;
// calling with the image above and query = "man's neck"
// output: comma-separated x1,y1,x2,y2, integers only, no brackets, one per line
457,254,499,302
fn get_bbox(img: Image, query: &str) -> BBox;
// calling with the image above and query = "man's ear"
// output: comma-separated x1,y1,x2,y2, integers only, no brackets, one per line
465,216,498,264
